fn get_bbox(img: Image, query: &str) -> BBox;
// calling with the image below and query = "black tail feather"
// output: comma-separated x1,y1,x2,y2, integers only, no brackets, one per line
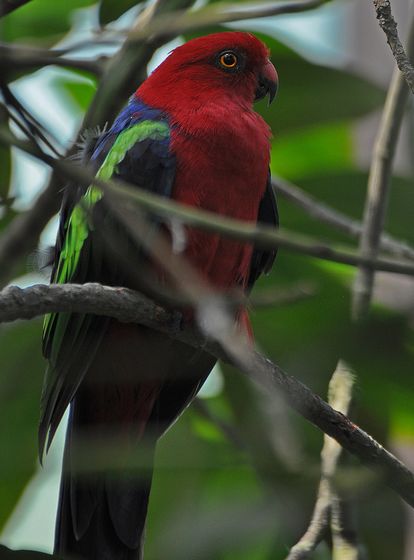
55,404,153,560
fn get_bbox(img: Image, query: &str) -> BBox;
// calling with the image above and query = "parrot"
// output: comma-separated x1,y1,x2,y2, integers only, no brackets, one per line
40,31,279,560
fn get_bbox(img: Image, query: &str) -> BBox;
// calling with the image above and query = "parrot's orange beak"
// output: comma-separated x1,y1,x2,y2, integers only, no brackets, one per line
255,59,278,105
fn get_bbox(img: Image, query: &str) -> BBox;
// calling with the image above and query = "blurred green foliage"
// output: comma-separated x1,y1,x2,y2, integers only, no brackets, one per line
98,0,143,25
0,321,45,529
0,0,413,559
0,0,95,44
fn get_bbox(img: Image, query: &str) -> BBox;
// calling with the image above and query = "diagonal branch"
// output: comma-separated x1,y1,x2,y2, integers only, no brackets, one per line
126,0,326,45
3,129,414,278
373,0,414,94
0,43,103,76
273,176,414,262
1,281,414,509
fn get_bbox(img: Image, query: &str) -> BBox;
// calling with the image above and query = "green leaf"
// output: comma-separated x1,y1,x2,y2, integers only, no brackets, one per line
0,320,45,529
53,77,96,113
146,409,286,560
271,122,353,180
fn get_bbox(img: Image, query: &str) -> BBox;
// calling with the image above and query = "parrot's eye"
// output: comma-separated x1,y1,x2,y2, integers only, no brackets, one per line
218,51,238,69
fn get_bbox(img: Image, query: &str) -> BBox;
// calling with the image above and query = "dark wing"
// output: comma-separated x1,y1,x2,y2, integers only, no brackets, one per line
247,172,279,290
40,102,175,456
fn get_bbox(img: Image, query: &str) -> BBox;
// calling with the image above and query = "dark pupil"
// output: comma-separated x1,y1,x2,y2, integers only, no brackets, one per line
223,53,235,65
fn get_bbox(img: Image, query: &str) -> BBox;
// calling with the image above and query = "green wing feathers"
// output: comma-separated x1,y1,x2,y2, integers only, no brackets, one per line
42,120,170,342
40,119,170,455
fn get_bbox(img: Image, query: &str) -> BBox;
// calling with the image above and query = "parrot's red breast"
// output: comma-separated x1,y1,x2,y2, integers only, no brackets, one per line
138,31,275,291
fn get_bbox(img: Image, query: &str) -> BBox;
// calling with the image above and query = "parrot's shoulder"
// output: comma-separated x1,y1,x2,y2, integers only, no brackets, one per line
91,97,172,166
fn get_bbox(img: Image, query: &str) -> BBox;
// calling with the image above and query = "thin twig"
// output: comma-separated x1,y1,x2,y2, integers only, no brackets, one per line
373,0,414,94
2,282,414,509
327,365,366,560
126,0,326,45
286,362,362,559
330,495,366,560
352,11,414,320
250,283,316,308
273,177,414,261
1,85,63,157
0,44,104,76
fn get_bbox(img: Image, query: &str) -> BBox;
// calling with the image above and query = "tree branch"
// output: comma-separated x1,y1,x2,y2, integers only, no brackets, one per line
373,0,414,94
3,130,414,278
126,0,326,44
286,362,365,559
0,44,103,76
352,10,414,319
2,282,414,509
273,176,414,262
250,282,316,308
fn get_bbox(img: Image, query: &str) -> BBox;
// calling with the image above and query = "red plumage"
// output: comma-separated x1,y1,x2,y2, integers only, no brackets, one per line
138,32,275,294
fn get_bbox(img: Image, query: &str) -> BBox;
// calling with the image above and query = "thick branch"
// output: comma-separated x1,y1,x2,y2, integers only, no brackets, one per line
2,282,414,509
373,0,414,94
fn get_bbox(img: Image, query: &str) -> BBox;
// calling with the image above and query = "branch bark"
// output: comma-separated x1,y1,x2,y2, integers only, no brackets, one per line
373,0,414,94
286,362,365,560
126,0,326,44
2,282,414,510
352,10,414,319
0,44,103,76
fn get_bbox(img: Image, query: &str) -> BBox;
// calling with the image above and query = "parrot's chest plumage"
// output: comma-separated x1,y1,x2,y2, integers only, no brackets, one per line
170,105,271,289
